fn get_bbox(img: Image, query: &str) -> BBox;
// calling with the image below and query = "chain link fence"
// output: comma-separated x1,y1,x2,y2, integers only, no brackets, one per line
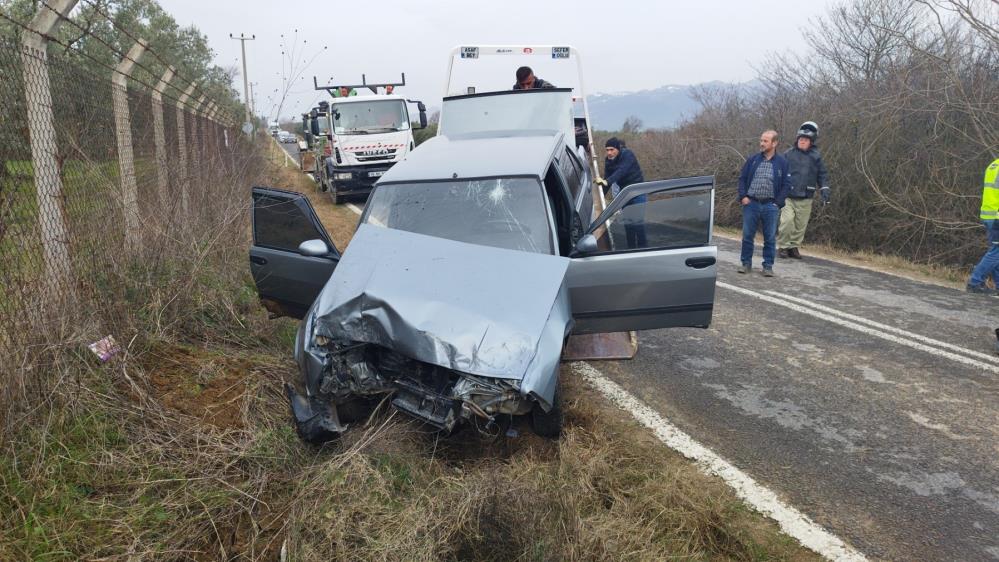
0,17,263,430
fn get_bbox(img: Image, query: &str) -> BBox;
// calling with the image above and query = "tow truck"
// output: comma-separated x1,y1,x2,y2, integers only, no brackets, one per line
308,74,427,204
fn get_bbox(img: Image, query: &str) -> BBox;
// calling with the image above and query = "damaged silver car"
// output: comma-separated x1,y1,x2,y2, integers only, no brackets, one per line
250,90,717,443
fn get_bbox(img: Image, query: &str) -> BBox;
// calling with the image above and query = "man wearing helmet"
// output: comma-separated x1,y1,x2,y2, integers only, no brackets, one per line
777,121,830,259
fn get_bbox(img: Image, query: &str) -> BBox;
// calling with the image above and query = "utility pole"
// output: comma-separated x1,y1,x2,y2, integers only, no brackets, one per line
249,81,256,118
229,32,255,133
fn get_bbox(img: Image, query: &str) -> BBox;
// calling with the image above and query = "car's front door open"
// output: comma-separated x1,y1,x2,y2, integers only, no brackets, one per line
566,176,716,334
250,187,340,319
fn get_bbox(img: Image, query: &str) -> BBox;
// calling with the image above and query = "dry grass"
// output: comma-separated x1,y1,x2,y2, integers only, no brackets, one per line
0,137,822,561
715,225,968,287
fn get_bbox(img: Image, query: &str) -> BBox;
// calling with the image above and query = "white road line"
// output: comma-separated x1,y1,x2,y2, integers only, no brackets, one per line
346,203,364,216
718,281,999,375
764,289,999,366
573,362,868,562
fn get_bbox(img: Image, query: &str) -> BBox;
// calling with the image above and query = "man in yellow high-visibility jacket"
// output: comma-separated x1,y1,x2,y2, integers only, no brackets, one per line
968,158,999,295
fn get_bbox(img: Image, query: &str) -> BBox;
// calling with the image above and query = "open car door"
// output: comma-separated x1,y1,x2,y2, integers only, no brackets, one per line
567,176,717,334
250,187,340,319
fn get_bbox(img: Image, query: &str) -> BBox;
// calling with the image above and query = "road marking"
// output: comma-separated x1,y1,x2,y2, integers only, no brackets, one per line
718,281,999,375
346,203,364,216
573,362,867,562
765,290,999,366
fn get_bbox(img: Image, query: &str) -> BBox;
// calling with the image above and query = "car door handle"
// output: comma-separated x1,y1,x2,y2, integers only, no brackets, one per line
250,256,268,265
685,257,715,269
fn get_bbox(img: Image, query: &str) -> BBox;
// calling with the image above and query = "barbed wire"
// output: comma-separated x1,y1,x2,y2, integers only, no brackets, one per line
9,0,235,123
77,0,222,111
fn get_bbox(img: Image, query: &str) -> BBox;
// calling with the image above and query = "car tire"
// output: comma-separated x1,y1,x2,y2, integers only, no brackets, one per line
530,384,563,439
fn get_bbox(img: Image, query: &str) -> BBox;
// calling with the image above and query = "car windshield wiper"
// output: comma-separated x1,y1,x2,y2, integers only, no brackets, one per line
343,128,370,134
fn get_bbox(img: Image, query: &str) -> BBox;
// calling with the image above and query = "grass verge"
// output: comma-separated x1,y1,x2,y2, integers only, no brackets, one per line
715,225,968,287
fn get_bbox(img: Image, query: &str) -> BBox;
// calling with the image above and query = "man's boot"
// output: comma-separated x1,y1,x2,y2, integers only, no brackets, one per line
789,247,802,259
778,248,789,259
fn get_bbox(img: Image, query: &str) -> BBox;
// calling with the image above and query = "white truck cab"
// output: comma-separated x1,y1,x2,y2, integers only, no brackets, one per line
309,75,427,204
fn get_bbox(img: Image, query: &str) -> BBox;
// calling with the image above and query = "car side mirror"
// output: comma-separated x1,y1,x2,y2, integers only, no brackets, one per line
310,120,320,136
572,234,598,256
298,239,329,257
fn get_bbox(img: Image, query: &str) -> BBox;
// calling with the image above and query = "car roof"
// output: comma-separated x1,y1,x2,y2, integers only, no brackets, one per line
378,131,566,184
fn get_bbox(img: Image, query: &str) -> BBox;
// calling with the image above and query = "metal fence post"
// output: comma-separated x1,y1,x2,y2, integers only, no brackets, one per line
19,0,79,303
190,94,206,187
186,94,206,215
111,39,147,247
152,65,175,212
176,83,197,216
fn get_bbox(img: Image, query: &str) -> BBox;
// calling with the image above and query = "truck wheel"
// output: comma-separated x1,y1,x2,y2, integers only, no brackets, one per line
332,184,346,205
530,384,563,439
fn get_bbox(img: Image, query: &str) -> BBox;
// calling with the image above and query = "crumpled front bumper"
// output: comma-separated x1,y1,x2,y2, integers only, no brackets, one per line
285,383,344,443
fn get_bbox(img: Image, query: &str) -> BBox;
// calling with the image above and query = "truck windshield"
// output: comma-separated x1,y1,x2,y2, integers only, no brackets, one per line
333,100,410,134
362,178,553,254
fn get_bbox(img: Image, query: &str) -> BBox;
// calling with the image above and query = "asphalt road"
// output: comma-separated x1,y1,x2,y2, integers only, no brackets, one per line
606,238,999,561
275,136,302,168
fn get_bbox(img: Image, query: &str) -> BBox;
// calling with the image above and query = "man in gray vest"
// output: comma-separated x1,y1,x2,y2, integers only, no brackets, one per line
778,121,830,259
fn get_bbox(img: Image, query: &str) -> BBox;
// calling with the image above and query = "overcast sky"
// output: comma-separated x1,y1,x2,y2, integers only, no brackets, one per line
157,0,838,122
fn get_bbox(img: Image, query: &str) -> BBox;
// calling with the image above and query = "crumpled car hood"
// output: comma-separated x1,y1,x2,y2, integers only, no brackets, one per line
312,224,571,397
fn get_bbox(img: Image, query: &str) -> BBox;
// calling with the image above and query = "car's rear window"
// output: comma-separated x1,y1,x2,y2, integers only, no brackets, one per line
362,178,553,254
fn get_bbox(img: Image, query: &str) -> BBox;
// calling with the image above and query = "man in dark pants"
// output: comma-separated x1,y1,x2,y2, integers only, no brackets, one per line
737,130,790,276
596,137,646,248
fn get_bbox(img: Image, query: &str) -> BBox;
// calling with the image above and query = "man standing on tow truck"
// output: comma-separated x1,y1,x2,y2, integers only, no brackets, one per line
513,66,555,90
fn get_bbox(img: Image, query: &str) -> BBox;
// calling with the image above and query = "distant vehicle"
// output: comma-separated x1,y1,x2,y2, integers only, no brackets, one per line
308,74,427,204
278,130,295,143
249,47,718,443
268,121,281,138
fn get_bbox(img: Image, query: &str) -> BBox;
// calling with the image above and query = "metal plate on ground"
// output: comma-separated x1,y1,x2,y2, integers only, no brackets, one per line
562,331,637,361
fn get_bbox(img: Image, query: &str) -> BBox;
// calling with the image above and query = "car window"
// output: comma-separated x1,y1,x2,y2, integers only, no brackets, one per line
595,187,712,252
253,194,327,252
559,148,582,202
363,178,554,254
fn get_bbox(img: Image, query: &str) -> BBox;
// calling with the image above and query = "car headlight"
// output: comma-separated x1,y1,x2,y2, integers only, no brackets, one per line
334,172,353,180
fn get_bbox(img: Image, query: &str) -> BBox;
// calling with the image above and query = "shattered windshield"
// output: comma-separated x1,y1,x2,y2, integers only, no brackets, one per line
333,100,410,134
362,178,553,254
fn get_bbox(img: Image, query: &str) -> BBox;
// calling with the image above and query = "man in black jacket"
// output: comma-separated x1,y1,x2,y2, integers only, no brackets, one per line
778,121,830,259
597,137,647,248
513,66,555,90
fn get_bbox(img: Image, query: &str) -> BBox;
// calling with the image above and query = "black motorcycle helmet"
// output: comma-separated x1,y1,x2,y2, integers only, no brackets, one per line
796,121,818,144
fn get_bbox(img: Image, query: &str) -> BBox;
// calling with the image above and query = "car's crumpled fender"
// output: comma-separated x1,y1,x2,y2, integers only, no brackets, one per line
310,224,572,408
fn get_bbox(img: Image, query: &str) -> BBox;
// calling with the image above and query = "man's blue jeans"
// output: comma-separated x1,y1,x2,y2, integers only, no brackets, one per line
741,199,779,268
968,219,999,287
